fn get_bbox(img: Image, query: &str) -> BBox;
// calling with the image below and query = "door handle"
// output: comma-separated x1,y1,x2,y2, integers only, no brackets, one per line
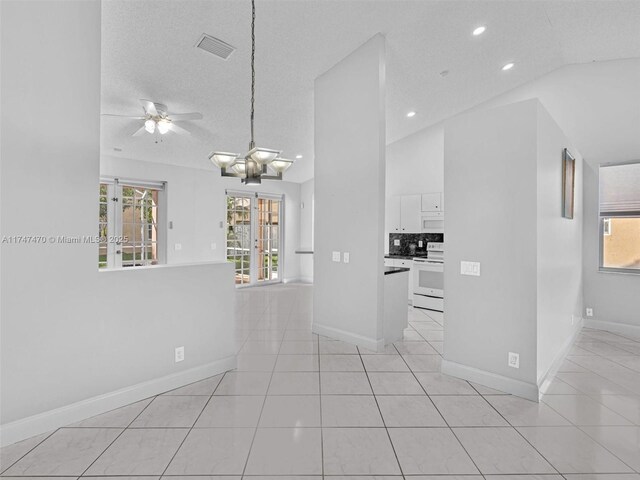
116,250,122,254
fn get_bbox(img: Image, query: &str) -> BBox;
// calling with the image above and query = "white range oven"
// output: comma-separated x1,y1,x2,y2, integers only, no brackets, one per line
412,242,444,312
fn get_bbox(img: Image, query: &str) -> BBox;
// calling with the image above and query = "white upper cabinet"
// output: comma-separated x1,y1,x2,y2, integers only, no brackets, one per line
400,195,422,233
386,195,402,233
421,192,443,212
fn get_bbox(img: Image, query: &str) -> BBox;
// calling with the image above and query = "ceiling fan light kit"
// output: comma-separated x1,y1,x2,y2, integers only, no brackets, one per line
209,0,293,184
103,99,203,139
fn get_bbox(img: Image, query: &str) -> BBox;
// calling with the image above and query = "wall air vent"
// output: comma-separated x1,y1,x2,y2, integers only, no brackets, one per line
195,33,235,60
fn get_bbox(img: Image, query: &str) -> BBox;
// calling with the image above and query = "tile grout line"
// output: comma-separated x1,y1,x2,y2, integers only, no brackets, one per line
240,294,288,479
0,429,59,475
477,390,565,476
76,392,161,477
317,329,325,480
356,343,405,478
157,370,229,478
392,340,485,476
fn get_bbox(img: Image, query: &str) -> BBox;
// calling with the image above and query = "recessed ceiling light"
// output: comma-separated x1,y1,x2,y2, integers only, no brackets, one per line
296,155,303,159
407,111,416,118
472,26,486,36
502,62,515,71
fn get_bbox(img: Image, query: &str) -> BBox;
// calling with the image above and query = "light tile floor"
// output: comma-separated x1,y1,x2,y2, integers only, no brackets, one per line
2,283,640,479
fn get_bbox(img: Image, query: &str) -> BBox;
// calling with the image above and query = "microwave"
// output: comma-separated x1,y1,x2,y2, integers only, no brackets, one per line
421,212,444,233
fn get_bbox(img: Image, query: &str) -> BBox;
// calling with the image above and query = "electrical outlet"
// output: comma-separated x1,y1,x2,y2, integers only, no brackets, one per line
174,243,182,251
461,261,481,276
210,242,217,250
508,352,520,369
394,239,400,246
586,308,593,317
175,346,185,363
343,252,350,264
332,251,341,262
418,240,423,248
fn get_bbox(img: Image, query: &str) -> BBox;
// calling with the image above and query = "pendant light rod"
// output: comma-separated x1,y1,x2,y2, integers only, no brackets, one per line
249,0,255,149
208,0,294,183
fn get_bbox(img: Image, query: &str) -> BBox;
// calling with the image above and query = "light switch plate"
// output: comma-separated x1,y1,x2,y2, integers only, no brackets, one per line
508,352,520,369
175,346,185,363
175,243,182,251
586,308,593,317
461,261,480,276
343,252,350,264
211,243,217,250
332,251,341,262
394,239,400,246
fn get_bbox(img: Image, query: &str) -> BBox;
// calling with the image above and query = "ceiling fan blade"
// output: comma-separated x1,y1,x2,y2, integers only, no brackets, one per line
140,99,158,116
170,112,203,121
168,123,191,136
132,125,147,137
102,113,146,119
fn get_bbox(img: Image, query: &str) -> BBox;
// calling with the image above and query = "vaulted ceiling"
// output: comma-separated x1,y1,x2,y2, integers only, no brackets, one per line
101,0,640,183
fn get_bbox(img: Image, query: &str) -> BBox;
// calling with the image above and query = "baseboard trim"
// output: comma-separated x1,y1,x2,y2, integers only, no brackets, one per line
312,323,383,352
537,318,584,395
584,318,640,338
441,359,539,402
0,355,237,447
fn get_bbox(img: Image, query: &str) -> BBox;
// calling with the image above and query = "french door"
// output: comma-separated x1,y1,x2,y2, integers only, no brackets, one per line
226,191,283,286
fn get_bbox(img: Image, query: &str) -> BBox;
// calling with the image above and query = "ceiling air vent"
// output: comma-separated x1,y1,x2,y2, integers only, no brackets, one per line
195,33,235,60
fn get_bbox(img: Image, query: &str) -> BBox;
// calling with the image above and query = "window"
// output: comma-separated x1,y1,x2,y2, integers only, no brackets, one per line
99,178,166,269
599,162,640,273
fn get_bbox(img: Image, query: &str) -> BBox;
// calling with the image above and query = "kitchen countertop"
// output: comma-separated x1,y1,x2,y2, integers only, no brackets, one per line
385,254,428,260
384,266,411,275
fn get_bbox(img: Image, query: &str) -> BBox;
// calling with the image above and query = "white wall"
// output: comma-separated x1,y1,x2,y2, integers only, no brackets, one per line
101,155,303,282
0,0,236,445
535,103,584,382
474,59,640,330
443,100,540,397
386,122,444,197
386,58,640,329
443,99,583,400
299,178,314,282
313,35,387,350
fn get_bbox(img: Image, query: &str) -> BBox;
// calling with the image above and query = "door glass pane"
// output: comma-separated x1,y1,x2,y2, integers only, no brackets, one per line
121,185,159,267
257,198,280,283
227,195,252,285
98,183,108,268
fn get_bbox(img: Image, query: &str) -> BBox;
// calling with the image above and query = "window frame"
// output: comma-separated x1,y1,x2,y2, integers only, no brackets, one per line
99,177,167,270
598,160,640,275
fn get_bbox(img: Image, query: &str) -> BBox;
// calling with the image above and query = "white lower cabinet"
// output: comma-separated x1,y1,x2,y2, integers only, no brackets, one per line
383,258,413,303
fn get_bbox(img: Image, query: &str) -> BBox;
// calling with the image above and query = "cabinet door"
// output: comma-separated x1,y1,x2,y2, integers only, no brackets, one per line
386,196,401,233
421,192,442,212
400,195,421,233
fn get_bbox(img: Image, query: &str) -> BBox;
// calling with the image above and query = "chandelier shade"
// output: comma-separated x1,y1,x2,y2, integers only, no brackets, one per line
247,147,281,165
270,158,294,173
209,152,238,169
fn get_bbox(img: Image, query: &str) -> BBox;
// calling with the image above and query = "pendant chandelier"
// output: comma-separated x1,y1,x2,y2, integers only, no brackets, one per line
208,0,294,185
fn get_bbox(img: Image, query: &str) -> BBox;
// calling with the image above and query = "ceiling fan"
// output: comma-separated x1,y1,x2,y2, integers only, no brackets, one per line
102,99,203,137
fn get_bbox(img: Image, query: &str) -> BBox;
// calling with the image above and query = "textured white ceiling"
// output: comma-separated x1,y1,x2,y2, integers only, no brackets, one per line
101,0,640,183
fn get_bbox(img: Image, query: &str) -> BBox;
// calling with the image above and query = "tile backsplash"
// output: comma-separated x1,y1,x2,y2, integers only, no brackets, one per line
389,233,444,257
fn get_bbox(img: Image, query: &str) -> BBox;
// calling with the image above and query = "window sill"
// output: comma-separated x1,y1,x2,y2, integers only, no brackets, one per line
98,261,230,272
598,267,640,276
